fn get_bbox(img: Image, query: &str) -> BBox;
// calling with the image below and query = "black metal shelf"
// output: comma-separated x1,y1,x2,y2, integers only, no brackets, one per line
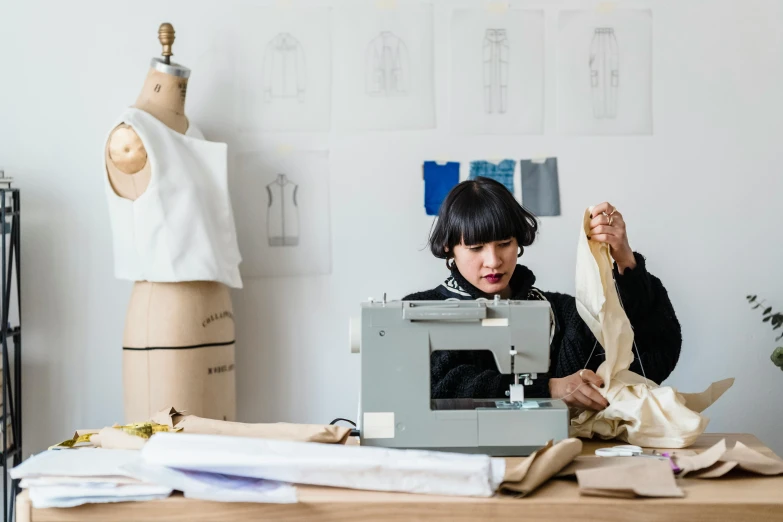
0,188,21,522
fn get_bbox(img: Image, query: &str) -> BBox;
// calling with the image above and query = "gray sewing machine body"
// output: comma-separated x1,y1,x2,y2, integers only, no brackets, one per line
357,299,569,456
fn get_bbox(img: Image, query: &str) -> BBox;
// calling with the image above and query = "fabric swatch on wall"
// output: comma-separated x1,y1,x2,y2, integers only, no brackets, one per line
423,161,460,216
469,159,515,194
520,158,561,216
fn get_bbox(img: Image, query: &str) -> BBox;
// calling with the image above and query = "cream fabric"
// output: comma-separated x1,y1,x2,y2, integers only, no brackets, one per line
569,208,732,448
499,438,583,497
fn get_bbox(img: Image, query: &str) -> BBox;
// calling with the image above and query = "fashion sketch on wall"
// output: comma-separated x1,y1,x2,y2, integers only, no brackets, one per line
237,6,332,131
233,150,331,278
589,27,619,119
332,5,434,130
266,174,299,247
558,9,651,135
365,31,410,97
483,29,509,114
263,33,307,104
450,9,544,134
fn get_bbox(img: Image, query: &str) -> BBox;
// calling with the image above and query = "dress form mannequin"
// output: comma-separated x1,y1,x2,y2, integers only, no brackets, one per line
105,24,237,423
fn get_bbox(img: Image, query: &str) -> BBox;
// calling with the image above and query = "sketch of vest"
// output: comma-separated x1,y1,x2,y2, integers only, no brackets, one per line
263,32,307,103
589,27,619,119
266,174,299,247
365,31,410,97
483,28,509,114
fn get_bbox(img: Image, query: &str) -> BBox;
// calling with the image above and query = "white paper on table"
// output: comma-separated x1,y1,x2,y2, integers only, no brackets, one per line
121,460,298,504
28,487,171,509
20,476,141,487
10,449,140,480
142,433,503,498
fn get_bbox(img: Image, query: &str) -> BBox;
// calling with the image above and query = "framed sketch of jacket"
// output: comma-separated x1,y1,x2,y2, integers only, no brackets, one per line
263,32,307,103
365,31,410,96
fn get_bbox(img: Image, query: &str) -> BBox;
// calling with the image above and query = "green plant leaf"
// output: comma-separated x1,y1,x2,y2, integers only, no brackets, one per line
764,316,772,322
772,347,783,369
748,295,757,302
753,304,761,309
764,307,773,315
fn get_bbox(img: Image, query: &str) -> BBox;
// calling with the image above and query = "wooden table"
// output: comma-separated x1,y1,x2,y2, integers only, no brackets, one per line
16,433,783,522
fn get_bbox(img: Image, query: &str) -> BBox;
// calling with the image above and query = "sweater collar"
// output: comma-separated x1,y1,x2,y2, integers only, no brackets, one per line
439,264,537,300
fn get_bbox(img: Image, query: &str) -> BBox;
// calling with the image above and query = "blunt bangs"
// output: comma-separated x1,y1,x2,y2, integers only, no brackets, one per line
429,177,538,259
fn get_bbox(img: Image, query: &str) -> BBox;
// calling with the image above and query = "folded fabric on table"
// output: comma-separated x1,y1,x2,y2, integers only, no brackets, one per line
141,432,583,499
142,432,505,498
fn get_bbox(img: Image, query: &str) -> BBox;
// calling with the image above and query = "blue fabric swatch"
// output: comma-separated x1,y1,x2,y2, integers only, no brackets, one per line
469,160,515,194
423,161,460,216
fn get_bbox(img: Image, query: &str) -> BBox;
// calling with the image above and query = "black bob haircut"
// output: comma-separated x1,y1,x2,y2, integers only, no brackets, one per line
428,176,539,259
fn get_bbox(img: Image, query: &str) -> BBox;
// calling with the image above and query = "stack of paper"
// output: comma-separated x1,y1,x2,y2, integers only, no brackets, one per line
10,449,172,508
11,447,298,507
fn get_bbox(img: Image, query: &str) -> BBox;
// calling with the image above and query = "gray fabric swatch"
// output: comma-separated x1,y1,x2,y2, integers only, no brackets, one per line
520,158,561,217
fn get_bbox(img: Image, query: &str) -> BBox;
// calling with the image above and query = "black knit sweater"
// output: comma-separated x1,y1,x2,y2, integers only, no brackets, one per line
403,252,682,399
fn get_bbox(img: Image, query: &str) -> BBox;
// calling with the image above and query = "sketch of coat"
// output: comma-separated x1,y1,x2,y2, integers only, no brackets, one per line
263,33,307,103
589,28,619,119
266,174,299,247
365,31,410,97
483,29,509,114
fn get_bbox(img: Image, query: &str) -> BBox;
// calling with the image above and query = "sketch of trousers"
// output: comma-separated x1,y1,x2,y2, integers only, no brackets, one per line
365,31,410,96
589,28,619,119
266,174,300,247
263,33,307,103
483,29,509,114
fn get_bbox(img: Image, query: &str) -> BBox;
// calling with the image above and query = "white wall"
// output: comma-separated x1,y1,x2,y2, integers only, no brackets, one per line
2,0,782,458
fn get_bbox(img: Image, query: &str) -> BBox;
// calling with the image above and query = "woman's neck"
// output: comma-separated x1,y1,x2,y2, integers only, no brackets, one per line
133,67,189,134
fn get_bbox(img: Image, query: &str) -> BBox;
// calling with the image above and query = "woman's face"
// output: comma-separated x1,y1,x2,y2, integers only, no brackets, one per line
451,237,518,296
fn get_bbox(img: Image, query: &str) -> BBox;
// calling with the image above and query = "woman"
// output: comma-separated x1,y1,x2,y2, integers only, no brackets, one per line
404,177,682,412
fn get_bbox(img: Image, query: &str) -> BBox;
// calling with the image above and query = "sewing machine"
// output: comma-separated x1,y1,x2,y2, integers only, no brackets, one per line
353,298,569,456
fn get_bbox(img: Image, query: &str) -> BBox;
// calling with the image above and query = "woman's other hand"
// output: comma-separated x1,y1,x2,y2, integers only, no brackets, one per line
549,369,609,411
589,202,636,274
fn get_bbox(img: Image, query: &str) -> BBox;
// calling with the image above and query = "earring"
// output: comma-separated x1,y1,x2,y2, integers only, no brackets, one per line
518,246,524,258
446,258,455,270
